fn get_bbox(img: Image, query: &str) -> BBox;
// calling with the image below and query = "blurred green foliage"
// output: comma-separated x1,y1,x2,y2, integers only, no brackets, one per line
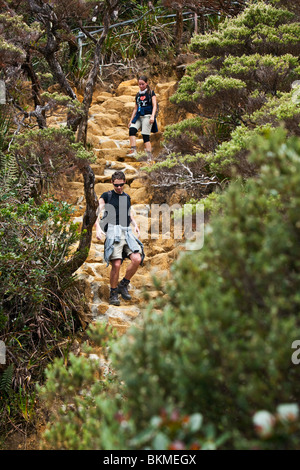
111,128,300,449
39,128,300,450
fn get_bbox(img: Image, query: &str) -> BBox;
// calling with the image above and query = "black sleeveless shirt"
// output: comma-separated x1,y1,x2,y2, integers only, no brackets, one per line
100,190,131,228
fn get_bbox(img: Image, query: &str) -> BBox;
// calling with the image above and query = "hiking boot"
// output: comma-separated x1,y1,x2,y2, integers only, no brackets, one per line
109,288,120,306
117,279,132,301
126,148,137,157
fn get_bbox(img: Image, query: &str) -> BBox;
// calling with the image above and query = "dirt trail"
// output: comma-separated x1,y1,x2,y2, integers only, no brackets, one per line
68,79,182,334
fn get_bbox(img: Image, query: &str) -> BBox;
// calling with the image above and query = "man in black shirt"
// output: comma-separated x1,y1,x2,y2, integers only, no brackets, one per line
95,171,143,306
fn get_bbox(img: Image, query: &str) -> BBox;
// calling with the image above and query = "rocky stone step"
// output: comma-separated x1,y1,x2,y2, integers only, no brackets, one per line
71,78,182,334
105,160,141,171
95,143,145,161
94,161,140,183
95,148,128,159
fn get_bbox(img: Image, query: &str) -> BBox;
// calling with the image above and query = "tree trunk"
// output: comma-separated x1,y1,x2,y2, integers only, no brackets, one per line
62,164,99,277
76,30,109,145
194,13,198,35
22,52,42,108
45,47,77,100
66,1,119,276
64,2,119,276
199,13,205,34
175,7,183,53
26,0,118,277
27,0,77,101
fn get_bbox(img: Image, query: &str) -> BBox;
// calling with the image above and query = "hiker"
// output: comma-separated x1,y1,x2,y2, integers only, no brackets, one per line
127,75,158,161
95,171,144,306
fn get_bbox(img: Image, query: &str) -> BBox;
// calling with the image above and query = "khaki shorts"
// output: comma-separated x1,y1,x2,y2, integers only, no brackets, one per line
109,235,142,261
130,115,152,135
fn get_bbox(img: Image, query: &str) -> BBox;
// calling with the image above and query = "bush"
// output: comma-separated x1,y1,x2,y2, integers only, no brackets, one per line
38,323,131,450
189,2,297,57
0,192,86,437
9,127,95,200
164,0,300,188
39,128,300,450
111,128,300,449
38,323,228,450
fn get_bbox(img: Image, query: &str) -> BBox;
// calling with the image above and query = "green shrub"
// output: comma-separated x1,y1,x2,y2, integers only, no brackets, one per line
189,2,297,57
39,128,300,450
111,128,300,449
39,323,228,450
251,89,300,134
221,54,300,94
0,192,84,434
38,322,131,450
166,0,300,186
208,123,275,177
162,117,218,155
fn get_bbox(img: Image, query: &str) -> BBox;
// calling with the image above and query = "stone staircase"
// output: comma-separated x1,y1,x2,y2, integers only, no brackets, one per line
67,78,183,334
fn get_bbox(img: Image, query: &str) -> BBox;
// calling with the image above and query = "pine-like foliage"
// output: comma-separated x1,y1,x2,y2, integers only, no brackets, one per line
112,128,300,450
39,129,300,451
150,1,300,199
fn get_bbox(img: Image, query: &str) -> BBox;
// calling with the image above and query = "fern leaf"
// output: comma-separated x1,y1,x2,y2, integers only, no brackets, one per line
0,364,14,394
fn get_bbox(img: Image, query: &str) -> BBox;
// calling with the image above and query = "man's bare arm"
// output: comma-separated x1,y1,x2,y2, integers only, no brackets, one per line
130,210,140,237
95,197,106,240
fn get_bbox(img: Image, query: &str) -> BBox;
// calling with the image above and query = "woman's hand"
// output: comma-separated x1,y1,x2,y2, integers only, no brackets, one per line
150,115,154,124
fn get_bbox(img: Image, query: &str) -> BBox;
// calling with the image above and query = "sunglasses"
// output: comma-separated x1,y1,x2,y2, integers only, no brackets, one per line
113,183,125,187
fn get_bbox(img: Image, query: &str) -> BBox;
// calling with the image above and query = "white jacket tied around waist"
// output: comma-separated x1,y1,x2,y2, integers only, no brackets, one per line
104,224,144,266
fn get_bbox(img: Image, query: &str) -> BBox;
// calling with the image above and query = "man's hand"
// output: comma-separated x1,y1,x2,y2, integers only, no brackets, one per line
95,197,106,241
96,227,105,241
133,223,140,238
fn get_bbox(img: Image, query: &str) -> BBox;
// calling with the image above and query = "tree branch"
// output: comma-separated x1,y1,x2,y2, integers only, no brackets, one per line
62,164,99,277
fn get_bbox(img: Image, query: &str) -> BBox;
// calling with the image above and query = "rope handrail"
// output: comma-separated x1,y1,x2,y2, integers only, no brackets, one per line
75,5,238,57
74,8,203,38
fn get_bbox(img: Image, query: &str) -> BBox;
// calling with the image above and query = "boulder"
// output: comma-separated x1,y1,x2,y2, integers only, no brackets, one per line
97,139,119,150
94,182,113,195
116,79,139,96
99,96,133,113
130,178,145,189
94,92,113,104
128,186,149,205
92,112,122,128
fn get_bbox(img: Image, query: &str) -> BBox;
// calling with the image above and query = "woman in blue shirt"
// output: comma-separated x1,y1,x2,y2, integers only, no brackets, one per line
127,75,158,161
